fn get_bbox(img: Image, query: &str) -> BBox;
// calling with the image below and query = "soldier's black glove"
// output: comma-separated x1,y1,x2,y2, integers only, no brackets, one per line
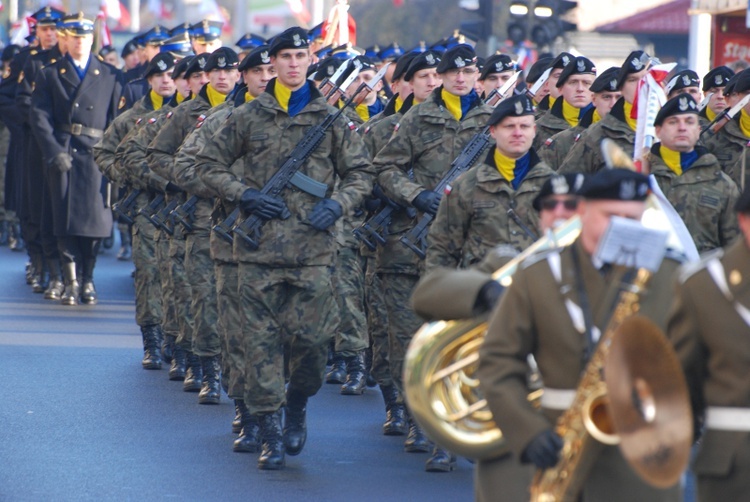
50,152,73,173
363,196,382,213
474,280,505,315
239,188,288,220
308,198,342,230
412,190,441,216
165,181,184,194
521,429,563,469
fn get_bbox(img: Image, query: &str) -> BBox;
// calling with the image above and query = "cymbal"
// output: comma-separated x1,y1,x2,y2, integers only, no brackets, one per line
604,315,692,488
601,138,636,171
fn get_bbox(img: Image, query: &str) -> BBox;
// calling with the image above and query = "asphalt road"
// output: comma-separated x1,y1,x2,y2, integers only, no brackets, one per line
0,242,474,501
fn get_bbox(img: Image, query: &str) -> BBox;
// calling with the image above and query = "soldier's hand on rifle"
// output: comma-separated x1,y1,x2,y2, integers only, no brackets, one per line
412,190,441,216
239,188,288,220
165,182,184,194
308,198,342,230
50,152,73,173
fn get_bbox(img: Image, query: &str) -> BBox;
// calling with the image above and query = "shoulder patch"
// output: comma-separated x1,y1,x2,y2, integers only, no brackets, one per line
544,137,554,147
166,111,173,119
574,134,582,143
118,96,126,110
136,118,143,125
393,122,400,133
678,248,723,284
148,117,158,124
364,125,372,134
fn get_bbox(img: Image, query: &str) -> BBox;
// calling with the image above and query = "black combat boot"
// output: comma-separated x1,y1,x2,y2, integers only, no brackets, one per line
232,400,243,433
183,352,203,392
340,351,367,395
257,411,285,470
233,400,260,453
0,221,8,245
169,346,187,380
325,353,347,384
198,355,221,404
380,384,408,436
425,445,457,472
80,281,98,305
141,324,162,370
61,263,80,306
404,417,431,453
364,347,377,387
162,334,176,364
44,278,65,300
283,389,308,456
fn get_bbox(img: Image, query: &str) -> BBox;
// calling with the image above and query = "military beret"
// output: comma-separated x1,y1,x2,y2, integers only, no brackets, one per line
312,57,339,80
589,67,620,93
238,45,271,72
436,44,477,74
1,44,20,62
616,50,650,89
173,56,193,80
665,70,700,96
526,56,553,84
141,25,169,45
99,45,116,58
404,50,441,82
335,56,374,86
204,47,239,72
144,53,175,79
486,94,535,126
549,52,574,71
578,168,650,201
732,68,750,94
556,56,596,87
734,186,750,213
190,20,223,43
392,52,418,82
184,53,210,78
121,39,139,58
654,93,699,126
702,66,734,91
32,6,65,26
268,27,310,57
379,42,405,61
479,54,516,80
160,33,193,58
236,33,266,51
724,73,739,95
532,173,586,211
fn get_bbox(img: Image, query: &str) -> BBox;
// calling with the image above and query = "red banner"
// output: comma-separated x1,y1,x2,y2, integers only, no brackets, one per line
713,15,750,67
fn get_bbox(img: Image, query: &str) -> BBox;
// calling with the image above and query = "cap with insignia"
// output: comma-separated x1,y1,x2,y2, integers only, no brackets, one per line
526,56,554,84
184,53,210,78
724,73,739,95
429,38,449,54
578,168,650,201
314,44,333,60
734,186,750,213
268,26,310,56
169,22,192,37
238,45,271,71
391,52,418,82
665,69,701,96
479,54,516,80
2,44,21,63
307,22,324,43
378,42,404,62
99,45,116,58
141,25,169,45
236,33,266,51
330,43,363,61
191,20,223,43
436,44,477,74
731,68,750,94
408,41,428,54
32,6,65,26
532,173,586,211
160,33,194,58
654,93,699,126
556,56,596,87
173,56,194,80
144,53,176,79
204,47,239,72
312,57,339,80
615,50,651,89
404,49,441,82
446,30,477,49
486,94,535,126
64,13,95,37
589,67,620,93
702,66,734,92
364,45,382,64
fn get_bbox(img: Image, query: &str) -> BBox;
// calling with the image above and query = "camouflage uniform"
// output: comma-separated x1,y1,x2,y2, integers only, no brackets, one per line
558,98,635,175
703,116,750,189
195,79,374,414
532,98,572,151
538,107,598,170
373,87,493,401
648,145,739,253
425,150,553,271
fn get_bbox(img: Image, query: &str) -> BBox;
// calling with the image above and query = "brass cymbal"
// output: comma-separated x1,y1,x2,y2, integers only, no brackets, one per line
601,138,637,171
604,315,692,488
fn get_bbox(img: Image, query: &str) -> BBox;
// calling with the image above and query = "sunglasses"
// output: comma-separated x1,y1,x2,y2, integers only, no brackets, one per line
540,198,579,211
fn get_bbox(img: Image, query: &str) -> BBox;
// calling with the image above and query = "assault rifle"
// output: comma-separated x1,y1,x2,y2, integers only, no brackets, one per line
112,188,141,225
138,193,165,229
151,197,180,235
171,195,198,232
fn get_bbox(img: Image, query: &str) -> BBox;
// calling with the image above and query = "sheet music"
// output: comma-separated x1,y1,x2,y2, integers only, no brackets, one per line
594,216,669,272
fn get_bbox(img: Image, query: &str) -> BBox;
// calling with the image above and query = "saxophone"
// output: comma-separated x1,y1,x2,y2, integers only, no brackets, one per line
530,268,653,502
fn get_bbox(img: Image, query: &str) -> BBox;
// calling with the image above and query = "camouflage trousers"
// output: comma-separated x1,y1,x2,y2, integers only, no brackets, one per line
378,272,422,404
364,255,391,386
0,123,8,220
132,211,162,327
215,260,242,399
168,232,194,349
155,229,179,338
184,229,220,357
332,246,368,357
239,263,340,415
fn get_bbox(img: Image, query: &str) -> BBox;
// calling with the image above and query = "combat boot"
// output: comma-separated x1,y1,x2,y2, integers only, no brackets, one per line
404,417,431,453
141,324,162,370
232,400,243,433
44,278,65,300
364,347,377,387
283,389,308,456
168,346,187,380
257,411,285,470
0,221,8,245
380,384,408,436
425,445,457,472
9,223,24,252
61,263,80,306
198,355,221,404
80,281,98,305
233,400,260,453
340,351,367,395
183,352,203,392
162,334,176,364
325,353,347,384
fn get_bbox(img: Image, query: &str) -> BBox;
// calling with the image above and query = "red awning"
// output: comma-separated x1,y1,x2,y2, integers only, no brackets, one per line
597,0,691,35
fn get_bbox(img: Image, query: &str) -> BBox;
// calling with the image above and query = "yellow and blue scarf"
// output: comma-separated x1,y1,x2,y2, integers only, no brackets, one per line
659,145,698,176
623,100,637,131
740,109,750,138
442,88,478,121
355,99,385,123
205,84,228,108
149,90,164,111
562,100,594,128
274,79,311,117
494,149,532,190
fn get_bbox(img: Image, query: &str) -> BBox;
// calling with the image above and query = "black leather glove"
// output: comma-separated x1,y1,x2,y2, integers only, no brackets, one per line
308,198,343,230
412,190,441,216
165,181,184,194
521,429,564,469
50,152,73,173
239,188,288,220
474,280,505,315
363,196,383,213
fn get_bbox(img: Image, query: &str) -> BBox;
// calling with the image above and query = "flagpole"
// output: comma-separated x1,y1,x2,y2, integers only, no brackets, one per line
129,0,139,32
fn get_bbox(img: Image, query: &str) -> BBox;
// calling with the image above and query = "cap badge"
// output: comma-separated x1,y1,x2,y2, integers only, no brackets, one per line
609,78,617,90
631,57,643,70
198,58,206,69
326,65,334,76
455,56,465,68
678,96,689,111
260,51,270,64
620,180,636,200
425,53,436,65
715,74,723,86
514,100,524,115
551,175,569,194
293,33,302,46
218,56,226,68
577,59,586,72
682,75,691,86
495,62,503,72
157,59,167,71
561,55,570,66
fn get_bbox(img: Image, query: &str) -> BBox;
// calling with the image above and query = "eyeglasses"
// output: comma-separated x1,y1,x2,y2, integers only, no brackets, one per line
540,198,579,211
444,67,478,77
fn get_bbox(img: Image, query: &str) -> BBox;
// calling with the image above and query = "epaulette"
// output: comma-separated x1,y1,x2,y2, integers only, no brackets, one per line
677,248,724,284
521,246,562,270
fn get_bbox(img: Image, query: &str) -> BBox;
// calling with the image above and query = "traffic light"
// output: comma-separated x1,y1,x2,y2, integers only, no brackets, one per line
459,0,493,40
507,0,578,48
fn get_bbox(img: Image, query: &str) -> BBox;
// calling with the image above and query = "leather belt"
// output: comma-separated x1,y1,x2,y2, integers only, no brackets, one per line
705,406,750,431
541,388,576,410
57,123,104,139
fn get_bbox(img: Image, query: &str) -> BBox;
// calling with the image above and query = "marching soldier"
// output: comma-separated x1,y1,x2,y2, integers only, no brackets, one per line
525,56,553,110
648,93,739,252
30,14,123,305
477,54,516,99
535,52,573,114
665,69,702,101
700,66,733,123
195,27,374,470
